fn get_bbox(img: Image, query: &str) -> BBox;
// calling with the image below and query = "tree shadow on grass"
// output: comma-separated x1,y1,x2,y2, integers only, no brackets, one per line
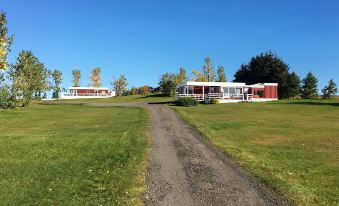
277,101,339,107
137,94,168,99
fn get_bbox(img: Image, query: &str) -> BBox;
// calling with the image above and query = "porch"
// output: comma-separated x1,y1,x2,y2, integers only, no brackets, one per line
176,84,248,102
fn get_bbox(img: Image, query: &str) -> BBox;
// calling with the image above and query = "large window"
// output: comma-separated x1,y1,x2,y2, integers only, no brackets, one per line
223,87,242,96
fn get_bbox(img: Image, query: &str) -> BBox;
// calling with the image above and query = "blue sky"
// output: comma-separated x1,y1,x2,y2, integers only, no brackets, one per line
1,0,339,90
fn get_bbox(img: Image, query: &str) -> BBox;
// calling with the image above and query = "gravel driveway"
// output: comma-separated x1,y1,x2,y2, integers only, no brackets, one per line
87,102,289,206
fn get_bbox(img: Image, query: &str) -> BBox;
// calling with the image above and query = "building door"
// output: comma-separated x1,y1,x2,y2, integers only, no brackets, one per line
73,90,77,96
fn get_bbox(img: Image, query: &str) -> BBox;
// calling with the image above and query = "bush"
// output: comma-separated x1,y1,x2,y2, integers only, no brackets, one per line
210,99,220,104
0,85,14,109
176,97,199,107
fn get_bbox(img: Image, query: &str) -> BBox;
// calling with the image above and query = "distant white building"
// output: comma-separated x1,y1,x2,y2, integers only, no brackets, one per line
60,87,115,99
176,81,278,103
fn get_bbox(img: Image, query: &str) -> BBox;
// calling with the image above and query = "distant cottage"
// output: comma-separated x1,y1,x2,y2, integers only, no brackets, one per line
176,81,278,103
60,87,115,99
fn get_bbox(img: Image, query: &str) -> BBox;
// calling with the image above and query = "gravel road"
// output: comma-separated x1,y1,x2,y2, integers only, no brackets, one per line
87,102,289,206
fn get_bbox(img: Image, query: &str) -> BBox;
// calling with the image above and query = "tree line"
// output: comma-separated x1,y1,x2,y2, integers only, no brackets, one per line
158,53,337,99
0,12,130,109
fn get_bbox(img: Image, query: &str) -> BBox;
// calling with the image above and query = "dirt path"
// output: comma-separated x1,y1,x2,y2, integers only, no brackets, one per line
87,102,289,206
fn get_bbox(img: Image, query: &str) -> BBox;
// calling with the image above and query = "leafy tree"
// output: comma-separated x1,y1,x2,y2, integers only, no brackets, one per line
191,69,207,81
0,12,13,71
286,72,301,98
112,75,128,96
9,51,49,106
138,85,152,95
0,12,14,108
216,65,227,82
0,85,13,108
301,72,318,99
321,79,337,99
72,69,81,87
202,57,215,82
159,72,177,96
234,52,290,98
129,87,138,95
89,67,102,87
176,67,188,83
51,69,62,98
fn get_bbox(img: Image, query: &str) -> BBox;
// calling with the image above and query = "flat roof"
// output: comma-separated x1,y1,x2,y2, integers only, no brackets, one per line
69,87,110,90
177,81,246,87
177,81,278,88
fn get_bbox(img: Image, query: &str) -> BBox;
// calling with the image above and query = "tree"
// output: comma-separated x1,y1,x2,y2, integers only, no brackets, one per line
0,12,14,109
9,51,49,106
72,69,81,87
176,67,188,83
286,72,301,99
216,65,227,82
234,52,290,98
321,79,337,99
202,57,215,82
0,85,13,108
129,87,138,95
301,72,318,99
159,73,177,96
51,69,62,98
0,12,13,71
138,85,152,95
89,67,102,87
112,75,128,96
191,69,207,81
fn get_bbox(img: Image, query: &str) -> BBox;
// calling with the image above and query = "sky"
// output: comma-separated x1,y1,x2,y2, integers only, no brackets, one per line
1,0,339,91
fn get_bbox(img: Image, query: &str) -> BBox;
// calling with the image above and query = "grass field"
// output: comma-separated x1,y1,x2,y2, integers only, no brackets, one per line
45,94,174,105
0,104,150,205
174,99,339,206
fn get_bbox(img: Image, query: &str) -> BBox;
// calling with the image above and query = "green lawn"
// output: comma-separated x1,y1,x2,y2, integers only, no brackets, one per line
173,99,339,206
0,104,150,205
46,94,173,105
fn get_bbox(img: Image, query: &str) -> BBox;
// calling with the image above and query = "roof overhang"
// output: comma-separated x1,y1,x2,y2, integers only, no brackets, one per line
177,81,246,88
69,87,110,90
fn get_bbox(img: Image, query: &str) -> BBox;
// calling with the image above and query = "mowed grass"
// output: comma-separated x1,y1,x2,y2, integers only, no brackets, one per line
0,104,150,205
46,94,173,105
174,99,339,206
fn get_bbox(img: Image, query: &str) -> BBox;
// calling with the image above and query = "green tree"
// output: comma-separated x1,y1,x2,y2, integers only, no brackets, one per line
112,75,128,96
0,85,13,108
216,65,227,82
9,51,49,106
301,72,318,99
72,69,81,87
176,67,188,83
321,79,337,99
89,67,102,87
234,52,290,98
191,69,207,81
0,12,13,71
202,57,215,82
286,72,301,99
159,73,177,96
0,12,14,108
51,69,62,98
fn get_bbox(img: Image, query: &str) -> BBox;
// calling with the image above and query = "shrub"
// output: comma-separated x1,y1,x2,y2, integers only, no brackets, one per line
176,97,199,107
210,99,220,104
0,85,14,109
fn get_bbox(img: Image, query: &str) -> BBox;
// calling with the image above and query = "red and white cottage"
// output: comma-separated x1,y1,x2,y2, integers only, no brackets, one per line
60,87,115,99
176,81,278,103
